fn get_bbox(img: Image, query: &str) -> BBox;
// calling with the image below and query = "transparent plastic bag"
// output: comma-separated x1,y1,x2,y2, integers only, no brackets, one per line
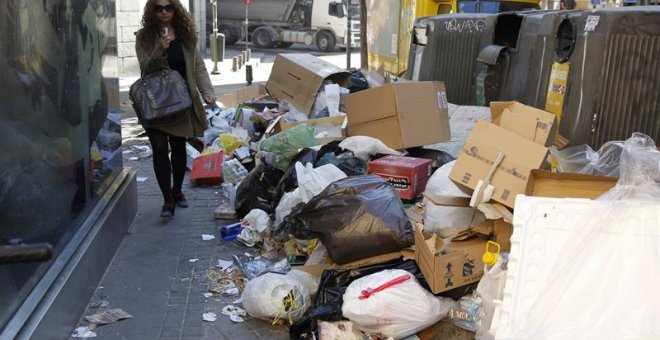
549,140,624,177
259,124,316,171
241,271,311,324
504,133,660,339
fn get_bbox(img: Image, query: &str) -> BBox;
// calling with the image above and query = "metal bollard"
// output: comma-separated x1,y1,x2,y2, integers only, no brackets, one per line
237,54,244,69
241,50,248,65
246,65,253,86
246,49,251,62
232,56,238,72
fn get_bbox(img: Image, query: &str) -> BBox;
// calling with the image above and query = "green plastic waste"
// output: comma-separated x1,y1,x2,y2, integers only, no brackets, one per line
260,124,316,171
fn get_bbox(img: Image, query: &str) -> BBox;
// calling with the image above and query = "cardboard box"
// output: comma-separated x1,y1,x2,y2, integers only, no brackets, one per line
449,120,550,209
265,115,347,145
526,170,617,199
345,82,451,150
191,152,223,186
266,54,351,114
217,83,268,108
368,156,433,200
490,101,558,147
415,224,488,294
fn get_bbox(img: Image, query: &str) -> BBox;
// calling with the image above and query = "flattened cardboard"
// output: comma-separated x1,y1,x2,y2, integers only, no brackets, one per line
296,246,415,278
449,120,550,209
266,54,351,114
526,169,617,199
265,115,347,145
217,84,267,108
345,82,451,150
490,101,558,147
414,223,487,294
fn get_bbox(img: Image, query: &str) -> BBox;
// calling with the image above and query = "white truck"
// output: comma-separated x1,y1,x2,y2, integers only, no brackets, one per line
214,0,360,52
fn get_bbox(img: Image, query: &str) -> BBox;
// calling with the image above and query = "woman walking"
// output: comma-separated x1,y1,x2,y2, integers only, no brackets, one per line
136,0,216,217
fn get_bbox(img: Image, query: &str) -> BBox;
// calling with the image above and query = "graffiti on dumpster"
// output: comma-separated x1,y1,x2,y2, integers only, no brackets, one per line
444,18,485,33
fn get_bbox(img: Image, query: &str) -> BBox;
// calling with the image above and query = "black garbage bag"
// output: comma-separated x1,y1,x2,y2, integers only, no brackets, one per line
348,69,369,93
235,163,283,217
271,148,318,210
279,175,414,264
289,258,428,339
315,152,367,177
406,147,455,170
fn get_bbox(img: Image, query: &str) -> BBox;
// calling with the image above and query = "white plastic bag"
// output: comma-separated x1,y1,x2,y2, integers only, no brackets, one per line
286,269,320,296
241,272,312,324
423,198,486,237
424,160,470,200
342,269,452,339
475,255,507,340
275,191,304,228
339,136,401,161
295,162,347,203
242,209,271,236
325,84,341,116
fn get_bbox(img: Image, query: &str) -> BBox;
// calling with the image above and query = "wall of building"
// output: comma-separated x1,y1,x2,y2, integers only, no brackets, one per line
117,0,206,77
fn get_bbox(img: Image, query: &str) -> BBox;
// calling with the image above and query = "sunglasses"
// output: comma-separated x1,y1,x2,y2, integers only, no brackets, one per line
153,4,174,13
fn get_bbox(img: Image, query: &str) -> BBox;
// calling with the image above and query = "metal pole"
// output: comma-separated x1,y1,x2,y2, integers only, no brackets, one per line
211,0,220,74
346,2,351,69
245,3,249,52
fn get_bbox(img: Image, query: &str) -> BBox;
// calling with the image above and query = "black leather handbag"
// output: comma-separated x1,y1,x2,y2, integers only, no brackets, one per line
129,69,192,123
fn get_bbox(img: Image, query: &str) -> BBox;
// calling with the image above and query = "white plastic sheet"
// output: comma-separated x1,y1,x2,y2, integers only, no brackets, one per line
500,133,660,339
342,269,452,339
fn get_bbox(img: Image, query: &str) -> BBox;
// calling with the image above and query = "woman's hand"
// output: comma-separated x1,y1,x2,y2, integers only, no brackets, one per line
203,96,217,106
157,34,172,54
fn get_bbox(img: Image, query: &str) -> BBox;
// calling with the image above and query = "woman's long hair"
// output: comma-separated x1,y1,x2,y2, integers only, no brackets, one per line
138,0,198,49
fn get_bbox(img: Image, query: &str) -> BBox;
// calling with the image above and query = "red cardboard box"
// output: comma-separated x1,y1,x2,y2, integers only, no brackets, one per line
367,155,433,200
191,152,223,186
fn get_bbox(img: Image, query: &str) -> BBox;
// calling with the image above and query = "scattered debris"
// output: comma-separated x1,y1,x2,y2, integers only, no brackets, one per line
202,234,216,241
189,258,200,263
72,326,97,338
136,177,148,182
84,308,133,325
202,312,218,322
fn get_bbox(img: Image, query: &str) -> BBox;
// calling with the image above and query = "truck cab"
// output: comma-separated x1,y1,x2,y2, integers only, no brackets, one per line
310,0,361,51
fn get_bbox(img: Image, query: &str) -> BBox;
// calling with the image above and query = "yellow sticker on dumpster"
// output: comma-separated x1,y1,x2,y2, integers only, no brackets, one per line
545,62,570,123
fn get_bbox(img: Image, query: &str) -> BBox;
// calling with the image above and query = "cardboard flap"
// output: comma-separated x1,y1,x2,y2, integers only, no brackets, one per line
396,82,451,148
491,101,558,146
346,85,398,125
526,169,618,199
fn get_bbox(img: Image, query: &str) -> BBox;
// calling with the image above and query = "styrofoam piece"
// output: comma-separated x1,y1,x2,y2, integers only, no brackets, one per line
494,195,660,339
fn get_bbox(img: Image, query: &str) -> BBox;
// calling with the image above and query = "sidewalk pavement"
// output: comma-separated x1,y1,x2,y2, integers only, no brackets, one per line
69,50,363,340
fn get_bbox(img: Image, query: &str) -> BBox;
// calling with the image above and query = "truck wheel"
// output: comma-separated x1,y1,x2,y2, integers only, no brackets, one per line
316,32,335,52
219,25,238,45
252,28,274,48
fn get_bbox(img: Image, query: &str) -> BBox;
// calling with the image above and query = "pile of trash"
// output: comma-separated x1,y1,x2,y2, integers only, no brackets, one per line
187,53,659,339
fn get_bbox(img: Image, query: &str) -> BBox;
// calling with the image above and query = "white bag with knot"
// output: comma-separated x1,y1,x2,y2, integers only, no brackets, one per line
342,269,452,339
242,272,312,324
